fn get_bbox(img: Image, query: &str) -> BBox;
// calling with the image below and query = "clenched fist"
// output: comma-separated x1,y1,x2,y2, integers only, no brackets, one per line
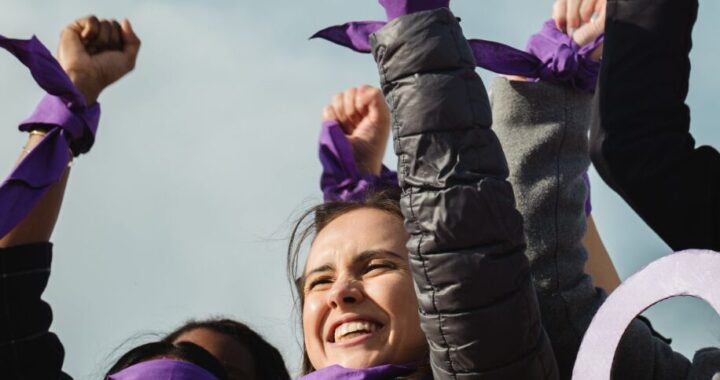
58,16,141,105
323,86,391,177
553,0,606,49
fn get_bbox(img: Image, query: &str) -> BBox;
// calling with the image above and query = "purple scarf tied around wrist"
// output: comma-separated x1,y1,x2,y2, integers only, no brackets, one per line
312,10,603,92
107,359,219,380
320,120,397,202
320,123,593,211
299,364,416,380
0,35,100,239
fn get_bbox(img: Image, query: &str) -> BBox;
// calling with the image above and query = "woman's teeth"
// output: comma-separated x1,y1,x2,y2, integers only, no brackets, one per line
334,320,380,342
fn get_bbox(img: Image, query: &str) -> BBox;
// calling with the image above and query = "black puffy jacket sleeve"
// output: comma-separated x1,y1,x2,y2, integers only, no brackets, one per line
369,9,558,380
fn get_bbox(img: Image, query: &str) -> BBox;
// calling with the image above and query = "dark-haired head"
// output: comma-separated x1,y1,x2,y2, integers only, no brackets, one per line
164,318,290,380
106,340,228,379
287,189,428,374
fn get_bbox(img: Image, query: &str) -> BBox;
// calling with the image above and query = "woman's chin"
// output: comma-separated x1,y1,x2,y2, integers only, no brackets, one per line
332,350,389,369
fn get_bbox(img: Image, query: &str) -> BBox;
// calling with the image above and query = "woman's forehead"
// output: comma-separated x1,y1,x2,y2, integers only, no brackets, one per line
306,208,407,270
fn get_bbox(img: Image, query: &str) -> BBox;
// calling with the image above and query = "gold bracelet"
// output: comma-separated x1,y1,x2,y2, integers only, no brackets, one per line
21,132,75,167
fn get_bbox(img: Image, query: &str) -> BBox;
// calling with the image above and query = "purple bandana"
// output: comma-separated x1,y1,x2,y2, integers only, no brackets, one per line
523,20,603,92
299,364,416,380
320,120,397,202
379,0,449,21
312,19,603,92
107,359,218,380
0,35,100,239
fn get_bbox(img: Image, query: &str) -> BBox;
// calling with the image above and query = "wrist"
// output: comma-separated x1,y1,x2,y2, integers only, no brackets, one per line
66,70,102,105
355,155,383,177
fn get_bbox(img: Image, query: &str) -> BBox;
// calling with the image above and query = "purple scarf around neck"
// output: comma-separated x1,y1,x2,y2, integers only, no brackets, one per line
299,364,417,380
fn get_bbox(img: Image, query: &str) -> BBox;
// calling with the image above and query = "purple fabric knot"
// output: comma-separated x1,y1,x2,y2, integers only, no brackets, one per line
320,120,398,202
378,0,450,21
21,95,100,155
311,19,603,92
107,359,219,380
299,364,416,380
0,34,101,239
526,20,603,92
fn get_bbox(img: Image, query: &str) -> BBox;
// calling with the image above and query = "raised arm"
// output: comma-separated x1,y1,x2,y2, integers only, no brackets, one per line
0,17,139,378
370,5,557,379
490,77,615,379
0,17,140,247
588,0,720,251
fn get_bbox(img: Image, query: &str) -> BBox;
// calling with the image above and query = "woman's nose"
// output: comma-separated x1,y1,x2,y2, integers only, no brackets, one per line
327,278,364,309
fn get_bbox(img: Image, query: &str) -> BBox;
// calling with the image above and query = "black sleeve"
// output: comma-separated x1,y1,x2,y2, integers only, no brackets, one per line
590,0,720,251
370,9,558,379
0,243,71,379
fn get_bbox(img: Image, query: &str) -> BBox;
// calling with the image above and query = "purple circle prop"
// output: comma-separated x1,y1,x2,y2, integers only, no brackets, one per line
572,250,720,379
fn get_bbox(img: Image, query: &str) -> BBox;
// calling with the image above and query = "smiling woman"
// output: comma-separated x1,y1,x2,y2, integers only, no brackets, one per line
289,191,432,376
304,209,423,366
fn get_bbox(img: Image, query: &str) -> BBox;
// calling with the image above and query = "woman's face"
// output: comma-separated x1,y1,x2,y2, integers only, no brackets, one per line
302,207,427,369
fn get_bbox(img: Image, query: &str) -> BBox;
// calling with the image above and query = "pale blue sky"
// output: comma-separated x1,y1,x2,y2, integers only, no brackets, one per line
1,1,718,378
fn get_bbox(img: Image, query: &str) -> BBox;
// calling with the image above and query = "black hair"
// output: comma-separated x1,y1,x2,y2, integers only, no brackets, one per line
105,340,228,379
164,318,290,380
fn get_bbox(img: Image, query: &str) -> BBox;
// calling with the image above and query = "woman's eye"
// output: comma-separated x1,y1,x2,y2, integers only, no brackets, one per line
307,277,333,291
365,262,396,273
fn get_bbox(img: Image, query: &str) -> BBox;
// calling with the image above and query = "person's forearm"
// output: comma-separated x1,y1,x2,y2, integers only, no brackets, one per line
0,135,71,248
583,215,620,294
590,0,720,251
372,9,557,379
0,244,68,378
0,55,102,248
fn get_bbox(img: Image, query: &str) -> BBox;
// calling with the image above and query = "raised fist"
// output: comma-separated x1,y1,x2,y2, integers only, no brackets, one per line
58,16,141,105
323,85,391,176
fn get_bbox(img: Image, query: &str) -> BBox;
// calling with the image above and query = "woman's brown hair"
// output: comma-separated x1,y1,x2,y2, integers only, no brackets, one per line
287,189,403,374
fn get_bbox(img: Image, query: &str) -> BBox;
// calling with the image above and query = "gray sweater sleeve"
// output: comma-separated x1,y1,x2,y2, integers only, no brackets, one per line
489,78,603,379
370,10,558,380
489,78,713,380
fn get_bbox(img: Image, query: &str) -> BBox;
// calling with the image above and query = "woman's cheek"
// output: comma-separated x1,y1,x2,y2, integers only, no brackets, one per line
364,273,416,311
303,294,329,362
